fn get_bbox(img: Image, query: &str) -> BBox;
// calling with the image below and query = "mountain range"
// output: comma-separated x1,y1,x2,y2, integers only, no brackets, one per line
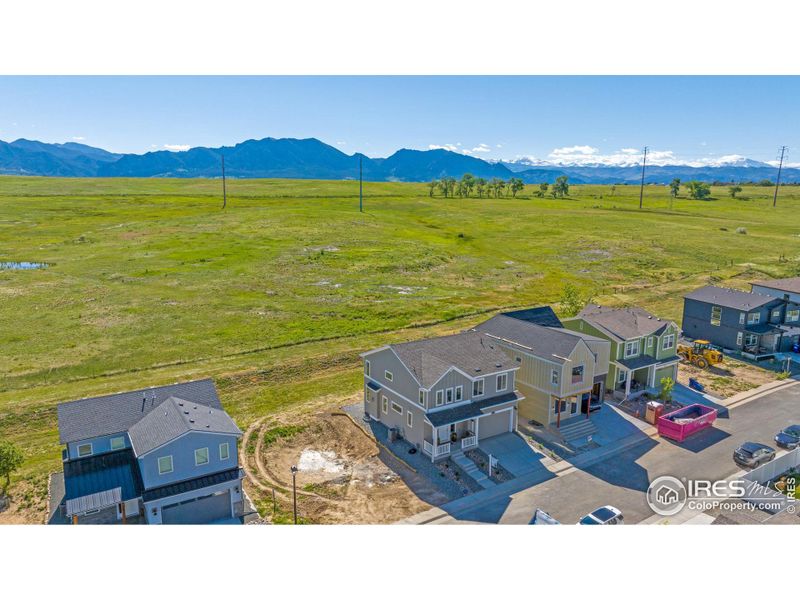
1,137,797,184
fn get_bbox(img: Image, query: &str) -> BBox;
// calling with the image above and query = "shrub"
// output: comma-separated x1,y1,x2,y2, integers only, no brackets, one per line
736,227,747,235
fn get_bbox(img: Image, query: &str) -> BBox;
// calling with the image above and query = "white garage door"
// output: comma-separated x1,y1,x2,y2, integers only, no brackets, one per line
479,410,511,439
161,490,231,525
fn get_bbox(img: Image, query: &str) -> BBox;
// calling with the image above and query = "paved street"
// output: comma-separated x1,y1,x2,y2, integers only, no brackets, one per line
428,382,800,524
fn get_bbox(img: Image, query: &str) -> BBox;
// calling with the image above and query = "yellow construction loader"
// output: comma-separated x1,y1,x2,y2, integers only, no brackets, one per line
678,339,723,369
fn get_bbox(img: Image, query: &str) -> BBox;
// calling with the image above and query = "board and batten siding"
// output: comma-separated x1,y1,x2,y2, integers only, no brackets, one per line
363,348,420,402
67,431,131,460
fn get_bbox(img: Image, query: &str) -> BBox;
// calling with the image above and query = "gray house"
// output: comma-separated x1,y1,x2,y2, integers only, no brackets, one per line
682,285,789,356
55,379,246,525
360,330,523,461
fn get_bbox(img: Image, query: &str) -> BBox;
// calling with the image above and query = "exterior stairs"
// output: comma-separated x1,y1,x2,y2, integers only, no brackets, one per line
557,418,598,444
450,450,496,489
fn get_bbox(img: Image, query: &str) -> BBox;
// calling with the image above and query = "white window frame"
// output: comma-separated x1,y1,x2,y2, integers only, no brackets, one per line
662,334,675,351
158,455,174,475
194,447,210,466
571,365,584,384
435,390,444,406
219,442,230,461
382,395,389,413
364,360,370,376
455,385,463,402
384,370,393,382
772,308,782,320
391,401,403,415
109,437,125,451
406,411,413,428
747,312,760,325
418,389,426,406
647,337,654,350
77,443,93,457
445,388,454,404
736,332,743,346
366,385,374,401
745,333,758,347
618,369,626,383
711,306,722,326
787,309,800,323
472,378,484,397
551,369,559,386
739,312,745,325
624,340,640,358
496,373,508,392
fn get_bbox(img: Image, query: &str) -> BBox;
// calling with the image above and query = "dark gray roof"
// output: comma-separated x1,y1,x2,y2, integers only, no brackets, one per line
617,354,679,371
390,330,516,388
578,305,672,340
473,314,597,364
142,468,243,503
752,277,800,295
63,448,142,501
744,323,781,335
426,392,522,427
58,379,223,445
684,286,776,311
502,306,563,328
128,396,242,456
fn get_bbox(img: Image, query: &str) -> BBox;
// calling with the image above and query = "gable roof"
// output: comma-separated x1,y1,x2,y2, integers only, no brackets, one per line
577,305,673,340
751,277,800,295
57,379,223,445
501,306,563,328
389,330,515,388
127,396,242,456
473,314,598,364
684,285,776,311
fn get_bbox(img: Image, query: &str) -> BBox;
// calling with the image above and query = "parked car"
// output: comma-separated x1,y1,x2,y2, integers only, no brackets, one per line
733,442,776,469
578,505,623,525
774,425,800,450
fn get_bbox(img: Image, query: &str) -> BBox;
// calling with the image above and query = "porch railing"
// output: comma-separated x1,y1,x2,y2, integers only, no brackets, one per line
461,435,477,450
434,442,451,457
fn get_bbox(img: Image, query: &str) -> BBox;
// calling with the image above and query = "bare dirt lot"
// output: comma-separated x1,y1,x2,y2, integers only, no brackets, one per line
677,357,781,398
243,411,432,524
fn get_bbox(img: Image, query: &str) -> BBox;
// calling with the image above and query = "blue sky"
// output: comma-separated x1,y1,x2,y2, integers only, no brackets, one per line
0,76,797,165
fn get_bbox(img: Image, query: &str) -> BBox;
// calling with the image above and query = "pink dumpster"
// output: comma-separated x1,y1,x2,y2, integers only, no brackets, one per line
656,403,717,442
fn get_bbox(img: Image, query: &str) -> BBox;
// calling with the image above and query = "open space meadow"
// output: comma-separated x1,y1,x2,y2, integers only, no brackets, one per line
2,176,800,521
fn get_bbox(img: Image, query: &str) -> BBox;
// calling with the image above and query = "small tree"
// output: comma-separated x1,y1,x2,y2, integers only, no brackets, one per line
558,283,588,317
658,376,675,405
0,441,24,496
553,175,570,198
475,178,487,198
669,178,681,199
610,184,616,196
728,185,743,199
509,177,524,197
427,180,437,197
686,180,711,200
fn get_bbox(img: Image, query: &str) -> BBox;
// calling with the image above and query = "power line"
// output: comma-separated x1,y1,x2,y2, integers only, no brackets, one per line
773,146,787,207
638,146,648,209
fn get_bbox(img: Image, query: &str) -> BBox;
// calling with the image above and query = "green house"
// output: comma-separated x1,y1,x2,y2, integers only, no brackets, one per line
563,305,680,401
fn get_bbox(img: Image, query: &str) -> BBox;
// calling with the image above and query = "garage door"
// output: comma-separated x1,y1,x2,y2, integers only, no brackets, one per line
161,490,231,525
479,410,511,439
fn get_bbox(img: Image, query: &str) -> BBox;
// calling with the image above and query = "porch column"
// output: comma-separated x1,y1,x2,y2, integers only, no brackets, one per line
474,416,480,441
624,370,631,399
432,427,437,463
556,398,561,428
649,366,656,388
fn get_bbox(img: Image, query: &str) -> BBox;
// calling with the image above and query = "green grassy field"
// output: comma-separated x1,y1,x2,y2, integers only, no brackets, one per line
2,176,799,518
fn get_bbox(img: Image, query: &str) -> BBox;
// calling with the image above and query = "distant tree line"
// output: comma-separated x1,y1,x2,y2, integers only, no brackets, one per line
427,174,571,199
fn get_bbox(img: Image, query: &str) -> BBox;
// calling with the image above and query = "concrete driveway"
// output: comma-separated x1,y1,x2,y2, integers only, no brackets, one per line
479,433,551,477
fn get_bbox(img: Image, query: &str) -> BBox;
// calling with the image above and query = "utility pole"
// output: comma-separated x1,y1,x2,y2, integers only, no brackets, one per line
359,155,363,213
638,146,648,209
290,465,298,524
221,153,227,209
773,146,787,207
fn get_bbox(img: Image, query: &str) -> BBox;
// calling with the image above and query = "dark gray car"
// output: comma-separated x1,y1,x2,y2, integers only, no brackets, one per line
774,425,800,450
733,442,776,469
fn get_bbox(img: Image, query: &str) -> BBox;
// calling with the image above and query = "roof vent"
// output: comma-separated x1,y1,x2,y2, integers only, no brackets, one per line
184,411,189,415
475,367,481,372
189,419,195,424
495,363,501,368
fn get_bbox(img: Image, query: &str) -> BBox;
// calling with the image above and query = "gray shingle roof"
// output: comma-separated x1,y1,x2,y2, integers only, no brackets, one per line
617,354,679,371
426,392,522,427
684,285,776,311
472,314,594,364
751,277,800,295
578,304,672,340
128,396,242,456
501,306,563,328
390,330,516,388
57,379,223,445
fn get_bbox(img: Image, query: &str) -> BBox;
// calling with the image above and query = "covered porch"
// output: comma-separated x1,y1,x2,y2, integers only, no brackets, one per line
742,325,783,358
422,418,479,460
613,356,678,401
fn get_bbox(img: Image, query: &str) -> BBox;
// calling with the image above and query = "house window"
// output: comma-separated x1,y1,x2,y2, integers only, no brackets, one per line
455,386,463,402
366,386,373,401
624,340,640,358
787,309,799,323
711,306,722,326
515,356,522,363
195,447,209,466
435,390,444,406
445,388,454,404
391,401,402,415
571,365,584,384
382,395,389,413
745,333,758,347
219,442,230,460
110,437,125,451
364,360,370,376
736,332,743,346
551,370,559,386
647,337,653,350
772,308,782,321
406,411,413,428
77,443,93,457
418,389,426,406
662,334,675,351
496,373,508,392
618,370,626,383
739,312,745,325
384,370,393,382
158,455,173,475
747,313,760,325
473,378,484,397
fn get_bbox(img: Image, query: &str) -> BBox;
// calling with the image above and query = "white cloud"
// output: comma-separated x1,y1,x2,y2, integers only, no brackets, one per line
335,140,347,146
163,144,190,152
429,142,491,155
471,143,491,154
72,136,86,141
429,143,460,152
550,145,599,157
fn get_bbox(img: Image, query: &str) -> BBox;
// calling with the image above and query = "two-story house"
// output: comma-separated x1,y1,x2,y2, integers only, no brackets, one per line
55,379,245,524
472,312,610,428
360,330,523,461
750,277,800,352
682,285,787,356
563,305,680,401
